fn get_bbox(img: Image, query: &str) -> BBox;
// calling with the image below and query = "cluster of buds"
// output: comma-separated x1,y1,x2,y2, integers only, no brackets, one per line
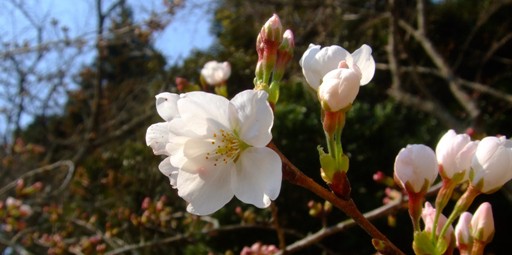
0,196,33,232
240,242,279,255
68,235,106,255
455,202,495,255
393,130,511,254
15,179,44,196
254,14,295,104
307,200,332,227
175,77,200,93
37,233,68,255
131,196,174,229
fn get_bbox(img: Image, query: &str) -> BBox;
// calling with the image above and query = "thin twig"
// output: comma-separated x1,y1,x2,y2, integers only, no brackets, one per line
278,182,443,254
0,160,75,197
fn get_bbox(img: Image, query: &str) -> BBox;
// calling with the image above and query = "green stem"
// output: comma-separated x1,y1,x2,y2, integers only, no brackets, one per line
432,178,456,240
438,185,480,241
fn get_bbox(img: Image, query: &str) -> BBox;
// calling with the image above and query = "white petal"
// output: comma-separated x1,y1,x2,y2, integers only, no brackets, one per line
299,44,322,89
394,144,437,192
435,129,456,162
178,92,231,129
230,90,273,147
232,147,282,208
299,44,350,90
455,140,478,176
145,122,170,155
177,165,234,215
156,93,180,121
479,145,512,192
183,137,217,160
168,117,205,138
351,44,375,86
158,157,179,188
318,68,361,111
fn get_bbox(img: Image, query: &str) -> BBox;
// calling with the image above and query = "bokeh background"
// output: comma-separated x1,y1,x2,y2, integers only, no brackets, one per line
1,0,511,254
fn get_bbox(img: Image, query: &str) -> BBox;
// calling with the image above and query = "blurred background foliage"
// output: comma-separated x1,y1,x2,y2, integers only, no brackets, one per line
1,0,511,254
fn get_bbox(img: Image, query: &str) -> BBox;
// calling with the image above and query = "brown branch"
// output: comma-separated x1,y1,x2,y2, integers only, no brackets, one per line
278,182,442,254
385,1,462,129
397,19,480,119
0,160,75,197
387,88,463,130
269,143,405,255
377,63,512,105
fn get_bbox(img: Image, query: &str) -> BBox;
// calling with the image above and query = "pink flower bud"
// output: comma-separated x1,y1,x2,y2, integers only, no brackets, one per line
141,197,151,210
421,202,453,243
260,14,283,45
471,202,494,243
455,212,473,251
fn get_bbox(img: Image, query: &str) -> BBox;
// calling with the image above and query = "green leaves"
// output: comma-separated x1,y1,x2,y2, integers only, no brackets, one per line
413,231,448,255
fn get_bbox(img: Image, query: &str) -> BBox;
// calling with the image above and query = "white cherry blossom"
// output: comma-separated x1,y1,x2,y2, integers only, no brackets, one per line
200,60,231,86
146,90,282,215
299,44,375,91
435,129,478,182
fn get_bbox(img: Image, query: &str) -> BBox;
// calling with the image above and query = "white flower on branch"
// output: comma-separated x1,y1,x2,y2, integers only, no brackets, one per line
146,90,282,215
394,144,438,194
470,136,512,194
299,44,375,91
200,60,231,86
435,129,478,182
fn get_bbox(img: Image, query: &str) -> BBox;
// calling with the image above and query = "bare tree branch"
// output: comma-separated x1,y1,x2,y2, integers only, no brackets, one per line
398,19,480,119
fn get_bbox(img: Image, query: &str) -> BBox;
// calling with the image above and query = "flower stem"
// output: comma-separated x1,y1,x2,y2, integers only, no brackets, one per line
269,143,405,255
470,240,486,255
432,178,456,240
438,185,480,242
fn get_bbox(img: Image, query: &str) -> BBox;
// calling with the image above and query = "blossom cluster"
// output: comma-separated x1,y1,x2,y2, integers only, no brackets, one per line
0,196,33,232
393,130,511,254
394,130,512,195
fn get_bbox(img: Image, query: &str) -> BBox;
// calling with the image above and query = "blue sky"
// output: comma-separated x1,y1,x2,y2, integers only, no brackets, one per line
1,0,214,63
0,0,214,137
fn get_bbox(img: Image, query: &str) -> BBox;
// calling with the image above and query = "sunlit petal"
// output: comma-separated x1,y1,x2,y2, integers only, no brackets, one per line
158,157,179,188
177,166,234,215
156,92,180,121
230,90,273,147
351,44,375,86
145,122,170,155
232,147,282,208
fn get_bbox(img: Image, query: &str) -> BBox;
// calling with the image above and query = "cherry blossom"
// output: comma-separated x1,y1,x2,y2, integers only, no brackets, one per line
146,90,282,215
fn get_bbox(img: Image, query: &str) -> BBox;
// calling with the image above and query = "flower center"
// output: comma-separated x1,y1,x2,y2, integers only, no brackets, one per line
206,129,248,166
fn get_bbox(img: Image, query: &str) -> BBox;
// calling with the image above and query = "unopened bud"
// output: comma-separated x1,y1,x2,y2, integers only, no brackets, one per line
260,14,283,45
455,212,473,253
273,29,294,82
471,202,494,244
141,197,151,210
